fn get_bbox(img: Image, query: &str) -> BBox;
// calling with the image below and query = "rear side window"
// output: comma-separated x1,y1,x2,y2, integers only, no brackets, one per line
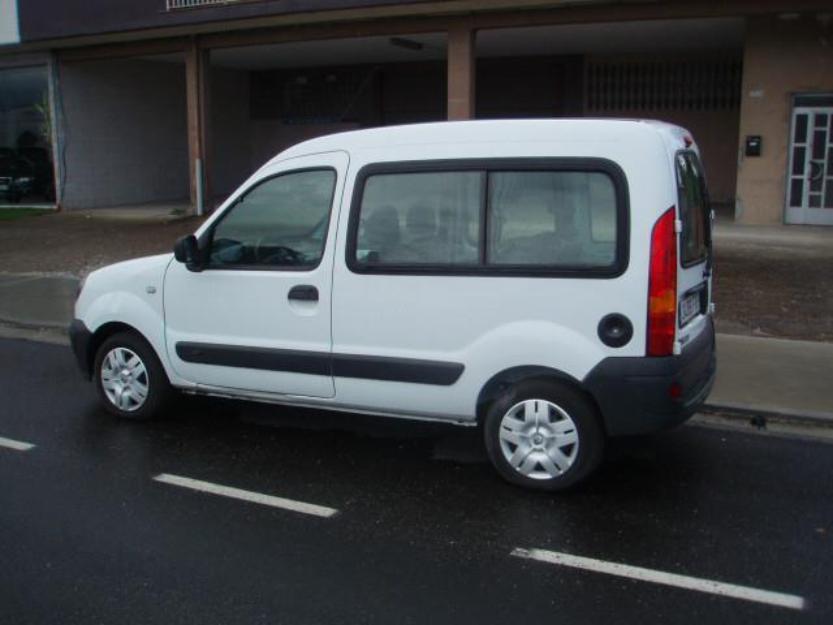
488,171,617,267
355,171,483,266
676,152,710,266
349,159,627,277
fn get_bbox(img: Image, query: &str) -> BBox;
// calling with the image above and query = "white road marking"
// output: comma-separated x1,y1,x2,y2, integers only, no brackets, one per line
153,473,338,518
0,436,35,451
511,547,806,611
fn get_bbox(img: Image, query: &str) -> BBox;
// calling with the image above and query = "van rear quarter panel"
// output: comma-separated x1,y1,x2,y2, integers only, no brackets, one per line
330,133,675,421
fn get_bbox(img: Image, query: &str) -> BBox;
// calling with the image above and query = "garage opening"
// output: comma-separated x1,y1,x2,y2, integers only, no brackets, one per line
58,53,189,211
208,33,447,202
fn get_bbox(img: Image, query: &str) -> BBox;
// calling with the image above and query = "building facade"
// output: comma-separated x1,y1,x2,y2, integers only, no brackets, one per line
0,0,831,225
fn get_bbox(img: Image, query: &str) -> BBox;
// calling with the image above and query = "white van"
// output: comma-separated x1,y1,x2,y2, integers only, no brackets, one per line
70,119,715,490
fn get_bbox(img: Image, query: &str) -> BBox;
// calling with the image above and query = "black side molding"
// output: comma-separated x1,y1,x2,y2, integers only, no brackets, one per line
332,353,463,386
176,343,330,377
175,342,464,386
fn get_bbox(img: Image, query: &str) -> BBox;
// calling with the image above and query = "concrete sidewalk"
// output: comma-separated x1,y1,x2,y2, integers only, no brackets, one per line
708,334,833,422
1,272,831,423
713,220,833,252
0,274,77,329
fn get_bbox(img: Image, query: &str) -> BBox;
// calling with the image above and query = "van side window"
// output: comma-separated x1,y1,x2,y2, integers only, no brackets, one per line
676,152,710,266
487,171,617,267
349,159,627,277
208,169,336,270
355,171,483,266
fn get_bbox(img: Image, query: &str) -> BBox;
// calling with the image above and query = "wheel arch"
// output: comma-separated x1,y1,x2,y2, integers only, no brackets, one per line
84,322,154,379
475,365,605,433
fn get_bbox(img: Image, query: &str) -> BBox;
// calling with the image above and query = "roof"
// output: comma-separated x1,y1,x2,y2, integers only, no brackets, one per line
272,118,691,164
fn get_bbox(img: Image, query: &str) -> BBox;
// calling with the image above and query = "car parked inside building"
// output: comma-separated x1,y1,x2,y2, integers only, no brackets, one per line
69,119,716,490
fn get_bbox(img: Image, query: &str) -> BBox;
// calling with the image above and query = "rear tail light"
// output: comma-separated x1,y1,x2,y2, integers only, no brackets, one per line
647,207,677,356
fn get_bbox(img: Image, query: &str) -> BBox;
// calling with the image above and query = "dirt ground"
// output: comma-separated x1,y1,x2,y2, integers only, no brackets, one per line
712,243,833,342
1,212,831,342
0,213,205,277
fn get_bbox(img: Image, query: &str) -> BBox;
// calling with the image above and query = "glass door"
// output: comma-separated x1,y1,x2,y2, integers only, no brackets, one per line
786,95,833,225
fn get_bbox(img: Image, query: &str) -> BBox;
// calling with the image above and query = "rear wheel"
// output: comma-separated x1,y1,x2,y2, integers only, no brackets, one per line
483,379,604,491
94,332,172,420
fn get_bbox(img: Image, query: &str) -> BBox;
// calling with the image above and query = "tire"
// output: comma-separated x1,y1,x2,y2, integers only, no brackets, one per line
93,331,173,420
483,379,605,491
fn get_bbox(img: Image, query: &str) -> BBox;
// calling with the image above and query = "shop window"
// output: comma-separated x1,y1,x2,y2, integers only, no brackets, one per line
0,65,54,204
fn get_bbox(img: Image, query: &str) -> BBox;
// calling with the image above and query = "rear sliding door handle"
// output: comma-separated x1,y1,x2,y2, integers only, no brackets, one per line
288,285,319,302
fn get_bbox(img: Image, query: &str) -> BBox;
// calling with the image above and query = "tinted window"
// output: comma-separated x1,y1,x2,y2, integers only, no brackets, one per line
209,169,335,269
355,171,483,266
487,171,617,267
676,152,710,266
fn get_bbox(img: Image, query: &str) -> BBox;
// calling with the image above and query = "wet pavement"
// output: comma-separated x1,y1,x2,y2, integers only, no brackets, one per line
1,338,832,624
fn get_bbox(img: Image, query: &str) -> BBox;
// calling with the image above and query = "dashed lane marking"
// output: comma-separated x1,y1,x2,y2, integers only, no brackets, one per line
153,473,339,518
511,547,806,611
0,436,35,452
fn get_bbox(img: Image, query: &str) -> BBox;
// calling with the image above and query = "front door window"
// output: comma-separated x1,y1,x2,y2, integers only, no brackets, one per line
208,169,336,269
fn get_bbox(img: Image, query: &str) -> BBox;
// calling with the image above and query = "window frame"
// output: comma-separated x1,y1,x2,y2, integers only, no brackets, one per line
346,158,630,278
200,166,338,272
675,150,711,269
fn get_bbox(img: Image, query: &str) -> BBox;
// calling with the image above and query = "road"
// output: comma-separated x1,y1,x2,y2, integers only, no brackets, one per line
1,337,831,624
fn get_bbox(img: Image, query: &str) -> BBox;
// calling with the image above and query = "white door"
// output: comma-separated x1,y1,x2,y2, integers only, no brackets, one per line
164,151,349,398
786,100,833,225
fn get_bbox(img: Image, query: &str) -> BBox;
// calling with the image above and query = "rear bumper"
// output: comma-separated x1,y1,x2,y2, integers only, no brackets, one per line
583,318,716,436
68,319,93,380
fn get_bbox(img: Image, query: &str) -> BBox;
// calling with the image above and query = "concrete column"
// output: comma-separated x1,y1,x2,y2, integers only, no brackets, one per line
185,39,211,213
447,25,476,121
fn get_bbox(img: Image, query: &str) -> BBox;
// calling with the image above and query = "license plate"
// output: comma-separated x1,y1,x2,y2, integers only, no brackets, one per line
679,292,701,326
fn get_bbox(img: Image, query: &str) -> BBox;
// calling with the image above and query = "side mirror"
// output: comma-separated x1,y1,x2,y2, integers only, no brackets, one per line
173,234,204,272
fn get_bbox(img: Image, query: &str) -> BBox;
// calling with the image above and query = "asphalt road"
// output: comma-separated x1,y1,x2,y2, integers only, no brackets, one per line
1,337,831,625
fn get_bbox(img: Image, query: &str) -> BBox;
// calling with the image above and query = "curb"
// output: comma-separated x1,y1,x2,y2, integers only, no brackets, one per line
0,321,69,346
0,315,68,332
701,402,833,429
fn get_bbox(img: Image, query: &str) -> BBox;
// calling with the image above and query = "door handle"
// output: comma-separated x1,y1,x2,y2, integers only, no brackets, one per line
809,160,824,182
288,285,318,302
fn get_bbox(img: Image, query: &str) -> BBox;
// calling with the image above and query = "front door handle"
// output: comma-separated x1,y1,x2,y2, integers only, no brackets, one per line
288,285,318,302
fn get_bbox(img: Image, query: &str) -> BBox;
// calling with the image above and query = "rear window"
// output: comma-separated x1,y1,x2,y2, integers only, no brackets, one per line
676,151,710,266
349,160,626,276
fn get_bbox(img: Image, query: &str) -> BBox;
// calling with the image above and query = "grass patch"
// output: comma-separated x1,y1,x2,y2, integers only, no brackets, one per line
0,207,54,222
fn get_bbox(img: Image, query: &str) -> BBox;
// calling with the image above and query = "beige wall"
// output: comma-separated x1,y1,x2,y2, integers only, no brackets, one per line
736,14,833,224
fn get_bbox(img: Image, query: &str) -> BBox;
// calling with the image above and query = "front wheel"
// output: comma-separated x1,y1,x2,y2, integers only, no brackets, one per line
94,332,173,420
483,379,604,491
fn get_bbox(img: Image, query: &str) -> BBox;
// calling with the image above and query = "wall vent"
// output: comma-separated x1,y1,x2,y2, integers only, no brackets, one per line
167,0,244,10
585,58,743,112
